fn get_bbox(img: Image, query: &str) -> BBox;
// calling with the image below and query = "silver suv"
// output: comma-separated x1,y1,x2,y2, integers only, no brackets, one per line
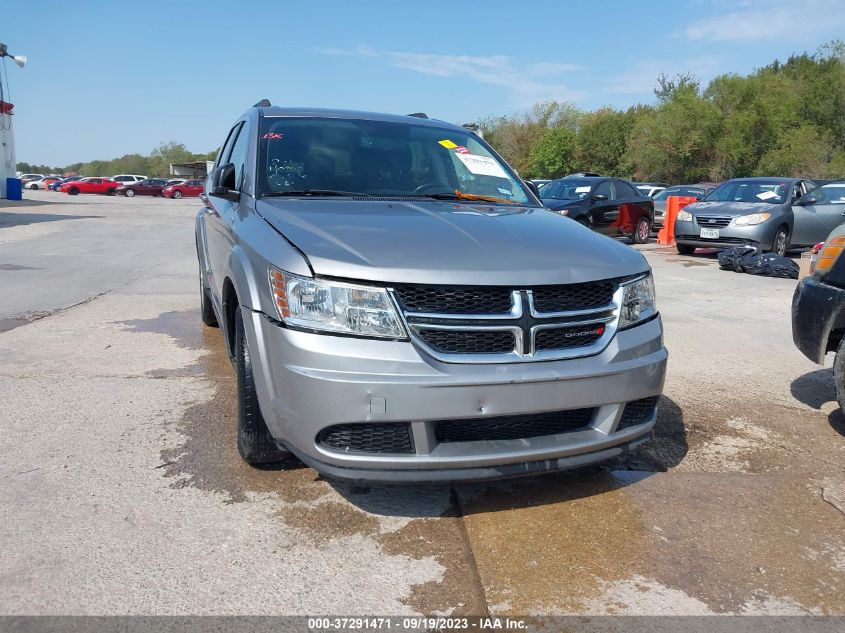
195,102,668,481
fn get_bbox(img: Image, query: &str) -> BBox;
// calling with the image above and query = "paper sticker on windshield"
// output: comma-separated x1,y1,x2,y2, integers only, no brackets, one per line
756,190,778,200
438,139,457,149
455,153,508,178
497,187,513,196
575,186,591,193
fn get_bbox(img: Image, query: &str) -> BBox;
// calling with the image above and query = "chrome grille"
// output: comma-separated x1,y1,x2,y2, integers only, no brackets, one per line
391,278,629,363
696,215,732,228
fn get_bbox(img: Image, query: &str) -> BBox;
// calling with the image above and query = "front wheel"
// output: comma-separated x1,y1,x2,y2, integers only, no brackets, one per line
106,188,116,196
771,226,789,257
632,217,651,244
31,183,39,190
676,243,696,255
125,189,135,197
234,307,290,464
173,190,183,199
68,187,79,195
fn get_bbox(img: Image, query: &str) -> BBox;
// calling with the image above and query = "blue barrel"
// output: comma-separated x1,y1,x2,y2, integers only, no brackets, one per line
6,177,22,200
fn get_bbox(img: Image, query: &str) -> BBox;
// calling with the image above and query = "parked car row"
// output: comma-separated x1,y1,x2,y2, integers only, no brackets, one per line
33,175,206,198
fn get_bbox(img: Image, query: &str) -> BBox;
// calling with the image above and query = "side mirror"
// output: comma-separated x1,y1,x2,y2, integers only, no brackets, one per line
523,180,540,199
210,163,238,200
591,193,608,202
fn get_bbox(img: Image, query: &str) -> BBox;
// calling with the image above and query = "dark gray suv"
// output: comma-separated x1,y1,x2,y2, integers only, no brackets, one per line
195,102,667,481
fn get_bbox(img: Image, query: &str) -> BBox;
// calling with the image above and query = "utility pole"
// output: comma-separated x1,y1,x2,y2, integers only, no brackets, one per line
0,42,27,199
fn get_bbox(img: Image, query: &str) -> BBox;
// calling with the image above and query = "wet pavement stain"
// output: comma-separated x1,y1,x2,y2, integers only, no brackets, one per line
459,471,845,614
378,506,490,616
128,308,488,615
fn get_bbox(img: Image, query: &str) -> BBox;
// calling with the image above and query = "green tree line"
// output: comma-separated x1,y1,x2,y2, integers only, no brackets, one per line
482,42,845,183
18,142,217,177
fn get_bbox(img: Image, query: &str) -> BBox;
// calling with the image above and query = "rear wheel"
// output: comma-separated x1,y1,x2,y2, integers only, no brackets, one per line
173,190,183,199
234,307,290,464
198,263,218,328
125,189,135,197
676,243,696,255
632,217,651,244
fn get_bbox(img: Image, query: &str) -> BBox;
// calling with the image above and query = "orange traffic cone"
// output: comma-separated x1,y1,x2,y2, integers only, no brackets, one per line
657,196,698,246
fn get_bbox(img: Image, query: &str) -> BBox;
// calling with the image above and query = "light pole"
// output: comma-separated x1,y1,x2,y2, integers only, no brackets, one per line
0,41,26,199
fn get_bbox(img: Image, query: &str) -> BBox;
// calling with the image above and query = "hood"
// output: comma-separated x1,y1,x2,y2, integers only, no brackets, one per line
255,199,648,286
687,200,783,217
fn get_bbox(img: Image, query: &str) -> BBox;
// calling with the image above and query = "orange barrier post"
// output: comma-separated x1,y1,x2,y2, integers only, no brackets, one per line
657,196,698,245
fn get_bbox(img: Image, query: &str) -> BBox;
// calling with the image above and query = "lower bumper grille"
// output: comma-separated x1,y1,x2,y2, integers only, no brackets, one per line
617,396,659,430
677,234,748,245
434,408,594,442
317,423,414,454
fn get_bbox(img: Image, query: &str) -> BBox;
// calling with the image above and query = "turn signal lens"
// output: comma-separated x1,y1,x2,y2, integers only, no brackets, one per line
816,236,845,274
269,268,290,317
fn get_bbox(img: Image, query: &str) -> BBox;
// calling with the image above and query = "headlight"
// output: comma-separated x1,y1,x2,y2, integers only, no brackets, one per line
269,268,406,339
619,275,657,329
732,212,771,226
677,210,693,222
559,209,570,216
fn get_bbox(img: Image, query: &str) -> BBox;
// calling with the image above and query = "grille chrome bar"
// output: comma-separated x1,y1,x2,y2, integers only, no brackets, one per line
390,281,628,364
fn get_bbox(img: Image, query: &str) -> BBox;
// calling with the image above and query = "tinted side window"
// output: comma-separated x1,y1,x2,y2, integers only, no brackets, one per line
594,181,613,198
613,180,638,199
227,123,249,188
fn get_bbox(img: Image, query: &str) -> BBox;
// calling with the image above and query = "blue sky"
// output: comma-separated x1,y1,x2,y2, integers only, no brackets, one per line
4,0,845,166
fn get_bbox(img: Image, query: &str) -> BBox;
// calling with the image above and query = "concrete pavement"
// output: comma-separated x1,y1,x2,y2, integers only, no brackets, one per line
0,191,842,615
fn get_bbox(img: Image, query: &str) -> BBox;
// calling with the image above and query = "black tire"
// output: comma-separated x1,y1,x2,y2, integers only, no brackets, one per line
31,183,39,190
199,267,218,327
234,307,289,464
68,187,79,196
106,188,116,196
125,189,135,197
834,339,845,412
173,190,183,199
676,243,696,255
632,217,651,244
771,226,789,257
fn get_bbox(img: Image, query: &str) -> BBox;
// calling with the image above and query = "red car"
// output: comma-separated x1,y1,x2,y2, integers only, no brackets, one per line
162,179,205,199
115,178,170,197
59,177,119,196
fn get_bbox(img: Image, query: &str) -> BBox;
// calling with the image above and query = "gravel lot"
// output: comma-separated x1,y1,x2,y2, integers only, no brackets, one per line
1,190,843,615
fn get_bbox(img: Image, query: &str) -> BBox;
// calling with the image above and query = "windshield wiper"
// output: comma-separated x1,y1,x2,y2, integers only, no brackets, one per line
422,190,519,205
262,190,371,198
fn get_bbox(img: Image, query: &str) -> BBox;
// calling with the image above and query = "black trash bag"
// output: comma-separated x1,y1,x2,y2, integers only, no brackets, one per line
718,245,759,272
740,253,799,279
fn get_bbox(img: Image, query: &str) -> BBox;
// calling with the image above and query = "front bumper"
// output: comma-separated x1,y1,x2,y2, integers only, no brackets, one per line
674,219,778,250
792,276,845,364
242,307,668,480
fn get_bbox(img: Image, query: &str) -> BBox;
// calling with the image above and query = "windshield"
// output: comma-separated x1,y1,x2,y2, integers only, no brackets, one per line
257,117,531,204
704,180,790,204
538,179,595,200
654,187,703,201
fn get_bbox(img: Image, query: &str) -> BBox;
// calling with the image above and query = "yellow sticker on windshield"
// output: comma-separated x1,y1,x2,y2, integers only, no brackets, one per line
438,139,458,149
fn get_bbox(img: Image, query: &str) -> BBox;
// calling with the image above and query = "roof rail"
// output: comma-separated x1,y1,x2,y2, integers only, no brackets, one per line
407,112,429,119
254,99,272,107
